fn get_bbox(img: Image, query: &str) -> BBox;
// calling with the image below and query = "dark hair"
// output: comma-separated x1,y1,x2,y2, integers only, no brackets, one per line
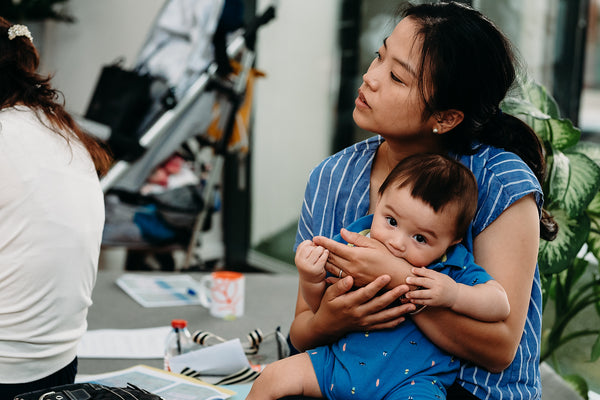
379,153,477,240
399,1,557,241
0,17,111,175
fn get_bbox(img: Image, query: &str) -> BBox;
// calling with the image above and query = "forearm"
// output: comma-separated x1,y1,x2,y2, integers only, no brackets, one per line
299,279,326,314
413,307,518,372
289,289,344,351
452,281,510,322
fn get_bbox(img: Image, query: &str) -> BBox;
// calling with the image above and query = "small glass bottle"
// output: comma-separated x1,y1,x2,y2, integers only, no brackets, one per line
164,319,194,371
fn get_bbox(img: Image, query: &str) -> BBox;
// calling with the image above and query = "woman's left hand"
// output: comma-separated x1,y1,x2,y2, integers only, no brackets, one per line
313,228,415,288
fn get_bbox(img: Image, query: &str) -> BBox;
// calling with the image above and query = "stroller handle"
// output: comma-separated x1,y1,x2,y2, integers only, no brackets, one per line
244,3,277,52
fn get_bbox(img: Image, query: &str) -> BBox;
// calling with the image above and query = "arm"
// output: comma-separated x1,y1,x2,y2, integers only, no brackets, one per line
405,267,510,322
296,240,329,313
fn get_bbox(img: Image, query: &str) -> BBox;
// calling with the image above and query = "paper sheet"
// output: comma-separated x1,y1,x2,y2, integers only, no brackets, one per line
78,326,171,358
116,273,203,307
77,364,234,400
169,339,250,376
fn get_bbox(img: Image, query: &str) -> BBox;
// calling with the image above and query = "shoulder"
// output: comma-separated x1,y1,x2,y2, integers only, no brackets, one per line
460,144,539,188
308,136,382,180
458,144,543,235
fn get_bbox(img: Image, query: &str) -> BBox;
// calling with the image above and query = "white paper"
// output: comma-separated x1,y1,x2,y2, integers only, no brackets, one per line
169,339,250,376
76,364,234,400
78,326,171,358
116,273,203,307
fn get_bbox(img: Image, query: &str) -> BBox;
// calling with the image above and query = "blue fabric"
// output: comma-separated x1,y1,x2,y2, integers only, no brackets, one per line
295,136,544,400
309,215,493,400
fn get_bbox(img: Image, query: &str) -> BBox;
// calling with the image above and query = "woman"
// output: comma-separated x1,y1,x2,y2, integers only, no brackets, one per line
289,2,555,399
0,18,111,398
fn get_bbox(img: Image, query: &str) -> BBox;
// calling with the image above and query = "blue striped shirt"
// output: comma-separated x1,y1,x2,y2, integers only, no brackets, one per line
294,135,544,400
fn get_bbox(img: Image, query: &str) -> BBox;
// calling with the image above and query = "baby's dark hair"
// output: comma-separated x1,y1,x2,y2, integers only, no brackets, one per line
378,153,478,240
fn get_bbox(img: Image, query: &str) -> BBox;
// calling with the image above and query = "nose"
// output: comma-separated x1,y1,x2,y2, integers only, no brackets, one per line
389,236,406,254
362,62,380,90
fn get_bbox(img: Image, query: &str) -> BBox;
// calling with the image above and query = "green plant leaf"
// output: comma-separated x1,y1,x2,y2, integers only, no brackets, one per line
539,210,590,275
548,118,581,150
562,374,590,400
546,151,600,218
521,79,562,119
572,141,600,168
587,216,600,260
592,333,600,362
501,97,550,120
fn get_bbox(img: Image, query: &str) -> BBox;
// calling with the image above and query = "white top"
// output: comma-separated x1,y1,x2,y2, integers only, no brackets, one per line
0,106,104,383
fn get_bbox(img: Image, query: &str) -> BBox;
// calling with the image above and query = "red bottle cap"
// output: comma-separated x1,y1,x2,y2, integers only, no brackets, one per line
171,319,188,328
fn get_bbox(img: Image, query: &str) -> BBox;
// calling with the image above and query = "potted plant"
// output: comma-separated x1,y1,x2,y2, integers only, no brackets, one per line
502,79,600,399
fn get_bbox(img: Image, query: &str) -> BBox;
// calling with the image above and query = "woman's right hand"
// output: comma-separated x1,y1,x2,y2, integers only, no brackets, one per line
289,274,413,351
313,229,415,288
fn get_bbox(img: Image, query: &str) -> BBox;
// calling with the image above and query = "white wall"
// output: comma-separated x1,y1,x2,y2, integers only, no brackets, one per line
38,0,340,250
40,0,165,115
250,0,340,245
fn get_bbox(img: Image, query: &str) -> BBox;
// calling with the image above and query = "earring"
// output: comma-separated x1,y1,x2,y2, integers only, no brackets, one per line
433,128,439,134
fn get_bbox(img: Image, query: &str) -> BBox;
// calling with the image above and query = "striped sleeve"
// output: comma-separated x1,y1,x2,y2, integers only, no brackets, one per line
461,146,543,237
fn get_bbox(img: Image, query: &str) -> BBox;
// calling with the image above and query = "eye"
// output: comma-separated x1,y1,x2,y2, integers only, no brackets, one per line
390,72,404,84
375,51,382,61
385,216,397,227
413,234,427,244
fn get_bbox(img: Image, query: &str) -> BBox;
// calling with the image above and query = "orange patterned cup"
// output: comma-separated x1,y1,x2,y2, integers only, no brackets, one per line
198,271,245,319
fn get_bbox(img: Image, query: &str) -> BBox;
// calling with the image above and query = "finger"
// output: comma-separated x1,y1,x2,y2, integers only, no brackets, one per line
368,317,407,331
313,236,354,261
346,275,392,305
308,246,325,263
339,228,378,248
324,255,349,276
364,302,416,329
325,276,340,285
410,267,436,278
405,276,430,288
405,289,432,300
316,249,329,266
323,275,354,300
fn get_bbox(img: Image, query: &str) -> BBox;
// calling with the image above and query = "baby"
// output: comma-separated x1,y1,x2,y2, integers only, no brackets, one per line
247,153,510,400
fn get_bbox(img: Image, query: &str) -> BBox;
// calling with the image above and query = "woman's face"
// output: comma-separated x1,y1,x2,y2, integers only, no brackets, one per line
353,17,436,140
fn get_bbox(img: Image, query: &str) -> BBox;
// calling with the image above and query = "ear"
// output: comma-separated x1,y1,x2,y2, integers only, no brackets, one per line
432,109,464,134
450,237,463,247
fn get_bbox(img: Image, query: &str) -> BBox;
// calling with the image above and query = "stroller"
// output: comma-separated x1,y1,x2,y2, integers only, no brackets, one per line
82,0,276,271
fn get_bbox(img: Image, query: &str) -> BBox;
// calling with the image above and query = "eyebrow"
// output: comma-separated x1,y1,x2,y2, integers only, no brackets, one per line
383,37,417,78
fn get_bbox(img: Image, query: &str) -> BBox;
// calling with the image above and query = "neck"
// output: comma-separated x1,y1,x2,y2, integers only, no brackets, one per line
383,136,446,168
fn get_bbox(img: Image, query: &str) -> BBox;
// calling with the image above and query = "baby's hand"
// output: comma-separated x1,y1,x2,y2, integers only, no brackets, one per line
295,240,329,283
404,267,458,308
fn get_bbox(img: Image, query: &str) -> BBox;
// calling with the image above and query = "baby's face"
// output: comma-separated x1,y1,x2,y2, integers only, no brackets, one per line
370,186,461,267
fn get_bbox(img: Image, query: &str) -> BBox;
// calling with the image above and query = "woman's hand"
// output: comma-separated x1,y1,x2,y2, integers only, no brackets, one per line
289,274,413,351
313,228,415,288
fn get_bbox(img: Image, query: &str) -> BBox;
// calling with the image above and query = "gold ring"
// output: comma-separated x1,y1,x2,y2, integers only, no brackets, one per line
338,269,343,278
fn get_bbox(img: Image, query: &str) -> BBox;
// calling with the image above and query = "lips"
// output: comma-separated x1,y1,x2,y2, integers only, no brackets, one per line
356,89,370,108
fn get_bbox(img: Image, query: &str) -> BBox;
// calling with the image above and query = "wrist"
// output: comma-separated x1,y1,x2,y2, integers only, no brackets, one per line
298,269,326,285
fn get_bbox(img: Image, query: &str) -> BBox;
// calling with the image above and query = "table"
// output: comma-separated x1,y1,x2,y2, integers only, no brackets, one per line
79,270,299,375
